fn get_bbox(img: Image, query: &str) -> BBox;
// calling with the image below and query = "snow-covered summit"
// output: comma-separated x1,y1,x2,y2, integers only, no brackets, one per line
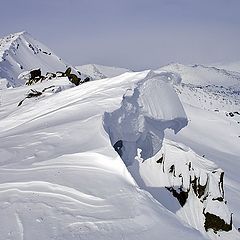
0,31,72,87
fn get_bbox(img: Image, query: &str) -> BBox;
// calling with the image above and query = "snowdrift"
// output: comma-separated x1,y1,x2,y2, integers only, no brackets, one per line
0,71,204,239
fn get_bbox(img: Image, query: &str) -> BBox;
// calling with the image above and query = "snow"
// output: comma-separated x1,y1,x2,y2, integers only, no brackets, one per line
161,62,240,238
103,70,187,166
75,64,131,80
158,63,240,87
128,139,235,238
212,61,240,73
0,71,203,239
0,32,78,87
1,32,240,239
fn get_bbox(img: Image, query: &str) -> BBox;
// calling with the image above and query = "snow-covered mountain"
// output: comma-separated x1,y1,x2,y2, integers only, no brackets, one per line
0,32,75,87
157,63,240,237
211,61,240,73
159,63,240,87
0,32,240,239
75,64,131,80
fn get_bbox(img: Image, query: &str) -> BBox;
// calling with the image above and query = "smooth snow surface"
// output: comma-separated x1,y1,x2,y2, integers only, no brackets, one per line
0,72,203,239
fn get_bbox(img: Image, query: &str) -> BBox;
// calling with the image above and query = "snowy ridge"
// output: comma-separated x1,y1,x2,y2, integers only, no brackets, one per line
212,61,240,73
0,32,73,87
128,139,238,238
75,64,131,80
159,63,240,87
0,71,203,239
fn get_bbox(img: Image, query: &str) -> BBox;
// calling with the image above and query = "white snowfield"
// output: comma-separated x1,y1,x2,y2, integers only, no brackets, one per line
0,72,204,239
211,61,240,73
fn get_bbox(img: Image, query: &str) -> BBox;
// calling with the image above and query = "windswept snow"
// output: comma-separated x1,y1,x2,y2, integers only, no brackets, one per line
0,71,203,239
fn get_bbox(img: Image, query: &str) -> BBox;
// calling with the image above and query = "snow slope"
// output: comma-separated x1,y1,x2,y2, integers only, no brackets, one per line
157,63,240,237
0,32,75,87
75,64,131,80
0,72,204,239
159,63,240,87
212,61,240,73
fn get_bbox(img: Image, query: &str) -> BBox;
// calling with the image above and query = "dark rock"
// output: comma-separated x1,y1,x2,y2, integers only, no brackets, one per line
212,197,224,202
204,212,232,233
166,187,189,207
69,73,81,86
113,140,123,157
30,68,41,80
18,89,42,106
156,155,163,164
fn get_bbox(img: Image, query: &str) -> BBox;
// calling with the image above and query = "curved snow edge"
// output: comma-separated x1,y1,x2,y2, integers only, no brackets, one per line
103,71,188,166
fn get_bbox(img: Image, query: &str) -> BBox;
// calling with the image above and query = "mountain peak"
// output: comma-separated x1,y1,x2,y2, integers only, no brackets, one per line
0,31,70,87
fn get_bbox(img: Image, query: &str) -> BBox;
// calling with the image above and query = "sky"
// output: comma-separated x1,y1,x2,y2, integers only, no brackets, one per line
1,0,240,70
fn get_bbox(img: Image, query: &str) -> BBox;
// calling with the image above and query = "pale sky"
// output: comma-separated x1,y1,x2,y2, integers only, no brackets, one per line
1,0,240,70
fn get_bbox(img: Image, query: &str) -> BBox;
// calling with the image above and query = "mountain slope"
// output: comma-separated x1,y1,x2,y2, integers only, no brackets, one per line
75,64,131,80
159,63,240,87
0,32,72,87
0,72,203,240
157,63,240,236
212,61,240,73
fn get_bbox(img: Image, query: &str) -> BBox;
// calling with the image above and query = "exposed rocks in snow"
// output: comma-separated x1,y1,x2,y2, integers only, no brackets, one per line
0,31,80,86
103,69,236,236
166,186,189,207
17,89,42,106
126,139,235,237
204,212,232,233
18,67,90,87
